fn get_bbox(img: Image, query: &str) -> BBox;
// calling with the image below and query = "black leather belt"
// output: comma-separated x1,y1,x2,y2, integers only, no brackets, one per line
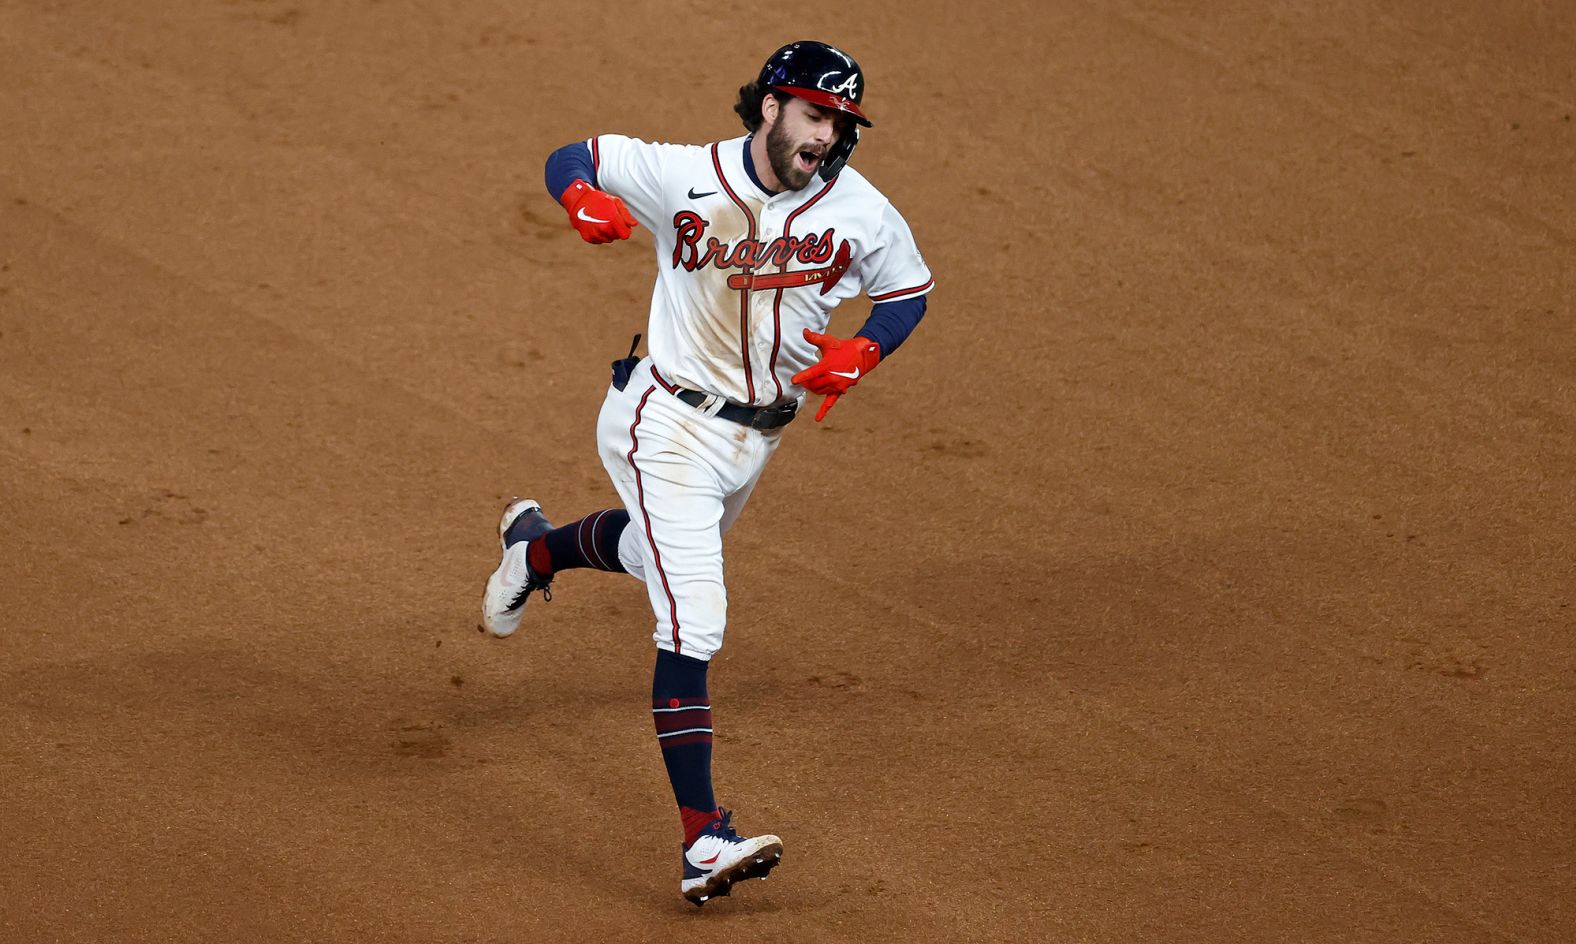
672,388,799,430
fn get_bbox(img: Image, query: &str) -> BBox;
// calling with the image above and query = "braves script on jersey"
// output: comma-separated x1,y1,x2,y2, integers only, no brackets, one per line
590,133,934,406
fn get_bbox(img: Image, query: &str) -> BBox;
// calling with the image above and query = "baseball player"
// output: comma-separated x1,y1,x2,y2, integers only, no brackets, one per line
483,40,933,906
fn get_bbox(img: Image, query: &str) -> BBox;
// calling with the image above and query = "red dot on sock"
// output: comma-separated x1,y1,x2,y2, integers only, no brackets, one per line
668,698,680,709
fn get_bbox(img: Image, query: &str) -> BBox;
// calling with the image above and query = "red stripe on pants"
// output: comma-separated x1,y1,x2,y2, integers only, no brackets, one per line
626,386,683,651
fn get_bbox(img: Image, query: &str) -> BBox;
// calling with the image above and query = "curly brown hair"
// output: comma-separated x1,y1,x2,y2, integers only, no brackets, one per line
733,80,791,133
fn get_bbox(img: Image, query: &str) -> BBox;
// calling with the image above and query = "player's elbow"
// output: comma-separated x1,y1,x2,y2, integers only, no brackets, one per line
544,141,597,201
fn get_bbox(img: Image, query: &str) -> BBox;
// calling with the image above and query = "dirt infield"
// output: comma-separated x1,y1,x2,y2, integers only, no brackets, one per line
2,2,1572,942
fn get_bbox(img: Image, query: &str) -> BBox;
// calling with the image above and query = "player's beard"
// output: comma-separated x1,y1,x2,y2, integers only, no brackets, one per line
766,119,821,191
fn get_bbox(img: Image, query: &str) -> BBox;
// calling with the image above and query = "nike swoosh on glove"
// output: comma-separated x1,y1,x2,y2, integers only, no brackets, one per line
560,180,638,244
790,329,882,422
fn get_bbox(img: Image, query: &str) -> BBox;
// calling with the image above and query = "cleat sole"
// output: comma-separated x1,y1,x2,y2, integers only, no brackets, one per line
683,843,783,907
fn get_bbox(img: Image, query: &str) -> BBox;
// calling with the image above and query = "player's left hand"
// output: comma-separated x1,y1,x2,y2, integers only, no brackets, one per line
791,329,882,422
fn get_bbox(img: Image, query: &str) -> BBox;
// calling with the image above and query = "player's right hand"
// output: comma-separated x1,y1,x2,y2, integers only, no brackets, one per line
560,180,638,244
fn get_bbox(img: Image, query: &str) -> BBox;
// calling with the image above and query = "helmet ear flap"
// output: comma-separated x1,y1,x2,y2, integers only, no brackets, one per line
819,126,859,180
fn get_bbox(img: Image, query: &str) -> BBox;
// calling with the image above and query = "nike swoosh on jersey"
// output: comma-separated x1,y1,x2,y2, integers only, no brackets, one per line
829,368,860,380
576,207,610,224
687,187,717,200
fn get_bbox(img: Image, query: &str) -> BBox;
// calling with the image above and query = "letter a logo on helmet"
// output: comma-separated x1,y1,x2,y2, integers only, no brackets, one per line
757,40,872,180
820,72,861,98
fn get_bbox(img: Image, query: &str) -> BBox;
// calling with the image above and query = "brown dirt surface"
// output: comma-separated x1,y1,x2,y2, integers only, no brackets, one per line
3,2,1573,942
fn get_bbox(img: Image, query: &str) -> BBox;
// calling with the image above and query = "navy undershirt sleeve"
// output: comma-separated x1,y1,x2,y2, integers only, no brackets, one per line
544,141,596,201
855,295,928,358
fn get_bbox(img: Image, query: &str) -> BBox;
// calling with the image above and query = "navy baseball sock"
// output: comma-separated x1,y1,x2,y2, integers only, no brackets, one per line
509,509,630,577
651,648,718,847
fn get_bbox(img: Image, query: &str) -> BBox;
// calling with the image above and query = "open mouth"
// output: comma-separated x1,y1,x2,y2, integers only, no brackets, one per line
795,148,822,173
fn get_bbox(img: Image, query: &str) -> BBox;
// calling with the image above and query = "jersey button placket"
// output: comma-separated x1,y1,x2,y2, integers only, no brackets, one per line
756,207,785,406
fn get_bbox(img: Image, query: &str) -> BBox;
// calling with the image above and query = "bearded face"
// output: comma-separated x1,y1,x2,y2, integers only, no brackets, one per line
763,97,845,190
765,118,820,190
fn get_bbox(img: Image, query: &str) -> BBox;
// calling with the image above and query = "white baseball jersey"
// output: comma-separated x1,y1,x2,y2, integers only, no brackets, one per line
590,133,934,407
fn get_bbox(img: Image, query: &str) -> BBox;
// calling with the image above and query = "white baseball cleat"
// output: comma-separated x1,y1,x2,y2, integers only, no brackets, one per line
680,809,784,906
480,498,554,638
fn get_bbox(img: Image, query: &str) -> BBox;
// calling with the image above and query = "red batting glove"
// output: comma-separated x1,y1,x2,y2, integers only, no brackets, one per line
790,329,882,422
560,180,638,244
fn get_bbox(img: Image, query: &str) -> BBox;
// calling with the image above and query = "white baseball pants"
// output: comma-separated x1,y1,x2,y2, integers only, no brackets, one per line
596,359,784,661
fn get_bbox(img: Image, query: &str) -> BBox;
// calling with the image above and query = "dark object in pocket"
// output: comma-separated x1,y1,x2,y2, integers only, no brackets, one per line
611,333,642,391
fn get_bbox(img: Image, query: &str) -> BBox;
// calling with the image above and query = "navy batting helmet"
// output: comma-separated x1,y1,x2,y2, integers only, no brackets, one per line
757,41,870,180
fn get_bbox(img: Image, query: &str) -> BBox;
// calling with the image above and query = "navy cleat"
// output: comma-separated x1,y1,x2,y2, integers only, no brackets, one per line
680,809,783,906
480,498,555,638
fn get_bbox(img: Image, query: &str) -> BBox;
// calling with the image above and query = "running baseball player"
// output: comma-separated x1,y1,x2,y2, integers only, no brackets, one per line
483,40,933,906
